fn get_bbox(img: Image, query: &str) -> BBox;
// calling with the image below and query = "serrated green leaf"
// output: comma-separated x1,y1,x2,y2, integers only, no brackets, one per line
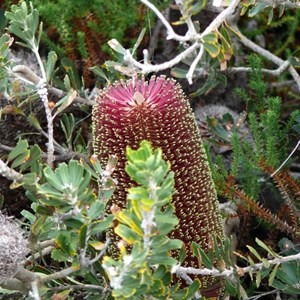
22,173,37,185
192,242,213,269
204,42,220,58
279,4,285,18
172,287,188,299
187,0,207,15
88,201,105,219
281,262,299,284
268,264,279,286
89,66,109,81
91,215,113,235
153,265,167,280
116,210,143,236
53,89,77,119
55,162,71,189
28,112,42,129
21,209,36,223
69,160,84,188
225,278,238,296
56,231,76,256
151,237,180,254
51,248,70,262
171,67,188,79
178,244,187,264
157,222,176,236
256,269,261,287
31,215,47,235
132,28,146,55
107,39,126,55
79,224,88,249
35,205,54,216
113,286,136,298
255,238,279,258
246,245,262,261
149,254,177,266
185,279,201,299
22,145,42,174
61,58,81,90
8,140,28,162
63,74,71,90
64,217,84,229
114,224,140,244
45,51,57,81
268,8,274,24
202,32,218,44
248,2,269,17
11,150,30,168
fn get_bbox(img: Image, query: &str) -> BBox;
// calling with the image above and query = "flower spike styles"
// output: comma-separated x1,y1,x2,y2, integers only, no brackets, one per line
93,75,224,296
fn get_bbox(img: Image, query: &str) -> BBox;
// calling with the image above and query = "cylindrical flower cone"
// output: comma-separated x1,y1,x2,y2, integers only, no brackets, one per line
93,75,224,297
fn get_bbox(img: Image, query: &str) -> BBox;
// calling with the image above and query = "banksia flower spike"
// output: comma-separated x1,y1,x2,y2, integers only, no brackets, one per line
0,212,28,283
93,76,224,296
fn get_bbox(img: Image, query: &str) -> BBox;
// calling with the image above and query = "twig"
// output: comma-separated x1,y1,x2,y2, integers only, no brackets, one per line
244,289,278,300
271,140,300,177
0,159,23,182
175,0,198,36
124,42,200,73
49,284,110,292
175,268,202,299
29,280,40,300
12,65,95,106
186,45,204,84
39,266,80,284
172,251,300,277
40,239,110,284
0,144,13,152
124,0,241,79
200,0,240,37
140,0,190,42
24,35,55,167
232,26,300,92
228,61,290,77
89,239,110,265
36,79,55,167
31,246,54,261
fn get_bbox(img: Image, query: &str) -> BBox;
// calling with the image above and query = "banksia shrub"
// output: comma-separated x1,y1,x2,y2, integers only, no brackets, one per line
0,212,28,283
93,76,224,296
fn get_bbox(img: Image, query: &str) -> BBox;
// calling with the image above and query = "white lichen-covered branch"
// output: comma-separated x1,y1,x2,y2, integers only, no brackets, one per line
173,251,300,278
122,0,241,83
0,159,23,182
231,25,300,92
114,0,300,91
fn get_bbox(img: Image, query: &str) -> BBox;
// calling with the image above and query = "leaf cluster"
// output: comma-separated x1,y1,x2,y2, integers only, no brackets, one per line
103,141,201,300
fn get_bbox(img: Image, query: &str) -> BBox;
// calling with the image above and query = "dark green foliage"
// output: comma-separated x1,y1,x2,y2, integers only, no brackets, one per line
4,0,162,57
234,55,299,170
207,54,300,233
